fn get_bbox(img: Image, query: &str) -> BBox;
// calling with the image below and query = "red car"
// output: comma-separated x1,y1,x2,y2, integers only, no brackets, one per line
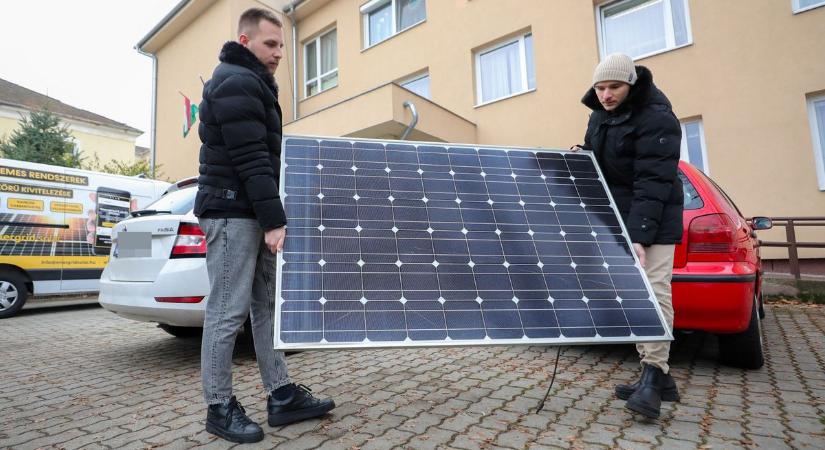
672,161,772,370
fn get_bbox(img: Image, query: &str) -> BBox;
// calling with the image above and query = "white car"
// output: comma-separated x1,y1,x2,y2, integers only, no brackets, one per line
99,178,210,337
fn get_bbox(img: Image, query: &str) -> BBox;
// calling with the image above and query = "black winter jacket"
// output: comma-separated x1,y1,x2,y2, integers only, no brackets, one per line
580,66,683,246
194,41,286,230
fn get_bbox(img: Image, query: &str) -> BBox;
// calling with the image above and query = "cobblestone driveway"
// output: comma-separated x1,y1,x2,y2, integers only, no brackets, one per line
1,303,824,449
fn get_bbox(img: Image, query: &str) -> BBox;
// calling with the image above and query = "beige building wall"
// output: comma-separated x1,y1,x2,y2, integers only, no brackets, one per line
145,0,825,259
148,0,293,182
0,112,139,165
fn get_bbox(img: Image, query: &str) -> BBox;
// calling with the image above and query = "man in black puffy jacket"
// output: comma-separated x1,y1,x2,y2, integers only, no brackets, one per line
573,53,684,419
195,8,334,443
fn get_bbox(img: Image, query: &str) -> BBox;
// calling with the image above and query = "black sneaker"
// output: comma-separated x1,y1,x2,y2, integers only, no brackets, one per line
205,396,264,443
267,383,335,427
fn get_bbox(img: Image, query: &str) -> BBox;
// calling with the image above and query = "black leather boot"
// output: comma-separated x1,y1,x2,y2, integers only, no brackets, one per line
625,364,672,419
205,396,264,443
268,383,335,427
616,367,680,401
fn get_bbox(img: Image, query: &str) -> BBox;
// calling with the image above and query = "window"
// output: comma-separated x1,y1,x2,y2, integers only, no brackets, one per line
304,29,338,97
475,33,536,105
362,0,426,48
598,0,691,59
793,0,825,13
808,95,825,190
400,73,430,99
680,119,708,174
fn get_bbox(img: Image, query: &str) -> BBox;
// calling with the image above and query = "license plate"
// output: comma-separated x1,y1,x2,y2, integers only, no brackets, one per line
116,232,151,258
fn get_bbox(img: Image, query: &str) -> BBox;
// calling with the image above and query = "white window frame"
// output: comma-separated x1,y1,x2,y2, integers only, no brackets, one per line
808,95,825,191
596,0,693,60
303,28,338,99
474,33,535,107
680,119,709,175
399,72,430,99
361,0,426,49
793,0,825,13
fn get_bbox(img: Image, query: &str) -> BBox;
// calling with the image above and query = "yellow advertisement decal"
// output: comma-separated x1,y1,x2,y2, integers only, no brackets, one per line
8,198,45,212
0,255,109,269
0,165,88,186
0,182,73,199
50,201,84,214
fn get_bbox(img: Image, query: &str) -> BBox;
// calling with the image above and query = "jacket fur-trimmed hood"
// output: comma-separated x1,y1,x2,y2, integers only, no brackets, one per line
218,41,278,97
581,65,670,114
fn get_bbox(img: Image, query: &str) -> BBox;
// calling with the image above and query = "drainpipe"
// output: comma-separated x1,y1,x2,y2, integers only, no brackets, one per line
286,4,299,121
400,101,418,140
136,47,158,178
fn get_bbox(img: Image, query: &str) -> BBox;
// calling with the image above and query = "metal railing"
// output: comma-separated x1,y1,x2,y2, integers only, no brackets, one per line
759,216,825,280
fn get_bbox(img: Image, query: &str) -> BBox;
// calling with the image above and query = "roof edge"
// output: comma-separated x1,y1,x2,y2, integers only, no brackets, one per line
136,0,192,52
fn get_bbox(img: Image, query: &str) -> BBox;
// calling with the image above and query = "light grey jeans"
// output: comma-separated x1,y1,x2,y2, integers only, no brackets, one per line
199,217,291,405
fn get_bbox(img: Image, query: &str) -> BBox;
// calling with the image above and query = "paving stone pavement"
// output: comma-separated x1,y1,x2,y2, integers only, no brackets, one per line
1,303,824,449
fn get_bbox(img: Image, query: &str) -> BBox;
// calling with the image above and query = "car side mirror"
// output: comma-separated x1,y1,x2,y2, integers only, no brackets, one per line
750,217,772,230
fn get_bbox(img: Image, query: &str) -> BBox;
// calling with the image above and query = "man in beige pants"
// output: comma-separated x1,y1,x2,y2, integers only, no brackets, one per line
572,53,684,419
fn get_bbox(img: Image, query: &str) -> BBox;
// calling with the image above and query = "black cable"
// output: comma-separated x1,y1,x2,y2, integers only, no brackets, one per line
536,346,563,413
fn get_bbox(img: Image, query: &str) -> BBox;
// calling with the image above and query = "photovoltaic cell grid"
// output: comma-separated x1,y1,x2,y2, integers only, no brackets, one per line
0,214,94,256
274,137,670,350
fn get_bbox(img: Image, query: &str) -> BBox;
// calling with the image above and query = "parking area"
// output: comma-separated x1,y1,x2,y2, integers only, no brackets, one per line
1,302,824,449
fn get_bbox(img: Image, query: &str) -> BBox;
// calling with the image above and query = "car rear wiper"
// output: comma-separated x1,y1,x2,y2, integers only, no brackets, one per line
130,209,173,217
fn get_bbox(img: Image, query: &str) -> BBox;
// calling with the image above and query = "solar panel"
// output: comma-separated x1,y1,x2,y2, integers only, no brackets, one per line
274,136,671,350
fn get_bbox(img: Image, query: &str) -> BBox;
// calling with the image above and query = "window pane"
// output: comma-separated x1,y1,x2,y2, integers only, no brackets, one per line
798,0,825,9
320,31,337,74
305,41,317,80
670,0,689,46
369,3,392,46
524,34,536,90
682,121,705,172
479,41,523,103
604,0,667,58
402,75,430,99
321,72,338,91
397,0,426,30
815,99,825,171
307,82,318,97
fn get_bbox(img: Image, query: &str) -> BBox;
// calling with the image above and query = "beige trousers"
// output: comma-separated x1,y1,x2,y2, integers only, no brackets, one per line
636,244,676,374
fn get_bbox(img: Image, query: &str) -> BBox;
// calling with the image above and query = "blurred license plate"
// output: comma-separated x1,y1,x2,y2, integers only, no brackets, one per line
117,232,151,257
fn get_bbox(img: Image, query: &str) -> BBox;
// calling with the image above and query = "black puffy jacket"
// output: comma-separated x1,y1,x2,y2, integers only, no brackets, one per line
580,65,683,246
194,41,286,230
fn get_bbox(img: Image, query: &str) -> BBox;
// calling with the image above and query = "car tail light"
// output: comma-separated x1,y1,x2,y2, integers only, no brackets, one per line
155,296,205,303
688,213,736,253
170,223,206,258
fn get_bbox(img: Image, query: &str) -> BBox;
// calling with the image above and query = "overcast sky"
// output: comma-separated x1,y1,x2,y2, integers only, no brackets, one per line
0,0,181,147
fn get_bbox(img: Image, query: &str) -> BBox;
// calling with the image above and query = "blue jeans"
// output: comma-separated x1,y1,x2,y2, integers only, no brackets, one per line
199,217,291,405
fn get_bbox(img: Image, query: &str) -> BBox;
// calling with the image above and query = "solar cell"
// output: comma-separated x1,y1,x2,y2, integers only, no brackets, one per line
275,137,671,350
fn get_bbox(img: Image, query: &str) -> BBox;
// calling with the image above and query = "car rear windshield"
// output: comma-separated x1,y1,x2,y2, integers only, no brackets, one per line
145,186,197,215
679,170,704,210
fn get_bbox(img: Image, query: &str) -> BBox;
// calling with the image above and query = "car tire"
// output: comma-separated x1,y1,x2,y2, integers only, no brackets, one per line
158,324,203,338
718,294,764,370
0,270,28,319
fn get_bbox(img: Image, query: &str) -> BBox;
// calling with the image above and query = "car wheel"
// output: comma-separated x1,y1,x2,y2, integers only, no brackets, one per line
158,324,203,338
718,294,764,370
0,271,28,319
758,291,765,319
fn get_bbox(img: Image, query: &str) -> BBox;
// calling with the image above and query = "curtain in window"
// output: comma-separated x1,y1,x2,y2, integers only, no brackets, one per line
402,75,430,99
604,0,667,58
398,0,426,31
369,3,392,46
683,122,704,172
670,0,689,46
815,100,825,171
480,41,522,103
320,32,338,90
524,34,536,90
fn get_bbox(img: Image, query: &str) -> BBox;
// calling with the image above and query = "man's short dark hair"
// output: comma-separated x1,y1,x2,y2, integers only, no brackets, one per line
239,7,282,36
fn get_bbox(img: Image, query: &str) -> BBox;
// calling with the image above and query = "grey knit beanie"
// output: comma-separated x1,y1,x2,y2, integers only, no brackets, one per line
592,53,637,85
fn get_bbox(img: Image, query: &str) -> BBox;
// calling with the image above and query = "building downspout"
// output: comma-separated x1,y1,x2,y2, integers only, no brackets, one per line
400,101,418,140
136,47,158,178
286,4,298,121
